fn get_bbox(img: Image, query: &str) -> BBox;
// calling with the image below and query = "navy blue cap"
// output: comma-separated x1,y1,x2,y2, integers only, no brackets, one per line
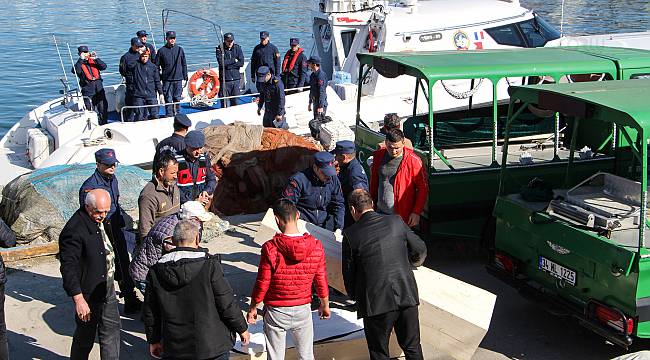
224,32,234,41
136,30,148,37
95,148,119,165
307,55,321,65
260,31,269,39
331,140,356,155
256,66,270,82
166,30,176,39
131,37,143,47
185,130,205,148
314,151,337,177
77,45,89,54
174,113,191,128
290,38,300,46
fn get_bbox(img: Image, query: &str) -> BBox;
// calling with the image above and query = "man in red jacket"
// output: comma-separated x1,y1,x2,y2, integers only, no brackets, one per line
370,128,428,227
247,199,330,360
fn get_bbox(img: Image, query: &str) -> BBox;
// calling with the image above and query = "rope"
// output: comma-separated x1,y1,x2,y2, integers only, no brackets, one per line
440,78,484,99
190,94,214,108
82,137,107,147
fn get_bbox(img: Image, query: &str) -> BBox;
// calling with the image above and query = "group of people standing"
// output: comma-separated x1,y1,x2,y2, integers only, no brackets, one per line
72,29,330,131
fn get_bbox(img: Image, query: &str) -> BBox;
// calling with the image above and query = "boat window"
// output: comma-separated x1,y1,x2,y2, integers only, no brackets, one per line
485,24,525,47
341,30,357,58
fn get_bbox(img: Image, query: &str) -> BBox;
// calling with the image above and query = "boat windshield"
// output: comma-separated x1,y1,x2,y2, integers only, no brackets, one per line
485,15,561,48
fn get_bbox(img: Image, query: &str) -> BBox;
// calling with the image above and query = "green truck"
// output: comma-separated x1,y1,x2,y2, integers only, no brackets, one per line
489,79,650,347
354,47,650,243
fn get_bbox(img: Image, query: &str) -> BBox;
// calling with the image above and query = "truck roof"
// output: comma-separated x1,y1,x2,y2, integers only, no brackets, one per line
357,46,650,82
510,79,650,130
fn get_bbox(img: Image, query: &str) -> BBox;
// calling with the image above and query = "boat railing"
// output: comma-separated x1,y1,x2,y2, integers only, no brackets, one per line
100,60,250,78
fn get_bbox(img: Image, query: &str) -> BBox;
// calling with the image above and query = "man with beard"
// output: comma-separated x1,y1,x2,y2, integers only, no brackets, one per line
138,150,180,240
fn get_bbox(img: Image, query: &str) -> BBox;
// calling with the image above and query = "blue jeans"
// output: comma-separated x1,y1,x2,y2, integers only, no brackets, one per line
132,97,159,121
163,80,183,116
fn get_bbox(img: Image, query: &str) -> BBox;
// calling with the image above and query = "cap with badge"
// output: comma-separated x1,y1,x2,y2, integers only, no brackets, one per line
290,38,300,46
166,30,176,39
95,148,119,165
174,113,192,128
256,66,270,82
131,37,144,47
77,45,89,54
259,31,269,40
307,55,321,65
331,140,356,155
224,32,234,41
185,130,205,148
136,30,149,37
313,151,337,177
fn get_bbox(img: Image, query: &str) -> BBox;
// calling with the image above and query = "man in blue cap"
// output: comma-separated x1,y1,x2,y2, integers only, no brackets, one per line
281,38,308,92
175,130,217,205
216,32,244,108
155,113,191,160
132,49,162,121
79,148,141,314
136,30,157,63
157,31,188,117
72,45,108,124
120,37,146,121
256,66,287,129
332,140,369,228
307,55,328,120
282,151,345,232
251,31,281,93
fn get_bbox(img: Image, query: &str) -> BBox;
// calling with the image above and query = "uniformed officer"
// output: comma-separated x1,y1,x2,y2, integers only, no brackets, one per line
157,31,188,117
72,45,108,125
176,130,217,205
155,113,191,161
282,151,345,232
331,140,369,228
78,149,141,314
251,31,281,92
132,49,162,121
136,30,157,63
216,32,244,108
281,38,308,92
256,66,287,129
119,37,146,121
307,55,328,119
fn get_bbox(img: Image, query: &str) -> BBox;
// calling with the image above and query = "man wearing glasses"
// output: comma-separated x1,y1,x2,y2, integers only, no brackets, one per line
79,148,141,314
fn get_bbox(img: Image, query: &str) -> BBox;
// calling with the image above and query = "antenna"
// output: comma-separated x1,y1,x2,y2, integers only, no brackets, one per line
559,0,566,37
52,35,69,84
66,42,86,110
142,0,157,49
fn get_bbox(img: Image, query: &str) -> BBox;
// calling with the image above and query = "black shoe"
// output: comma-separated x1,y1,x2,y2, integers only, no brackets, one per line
124,295,142,314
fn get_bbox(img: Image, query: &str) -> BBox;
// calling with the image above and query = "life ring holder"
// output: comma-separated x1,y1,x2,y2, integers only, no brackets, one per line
189,68,220,99
365,28,380,53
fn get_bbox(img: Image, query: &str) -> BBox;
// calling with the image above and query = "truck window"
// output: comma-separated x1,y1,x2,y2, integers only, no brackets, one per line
341,30,356,58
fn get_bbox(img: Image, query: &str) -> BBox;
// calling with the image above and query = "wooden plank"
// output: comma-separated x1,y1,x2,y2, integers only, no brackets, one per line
0,242,59,263
256,209,497,360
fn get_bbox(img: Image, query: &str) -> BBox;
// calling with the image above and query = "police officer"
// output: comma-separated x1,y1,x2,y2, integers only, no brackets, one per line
308,55,328,119
282,151,345,232
216,32,244,108
119,37,146,121
136,30,157,63
78,149,141,314
155,113,191,160
157,31,188,117
281,38,307,92
132,49,162,121
251,31,281,92
72,45,108,125
331,140,369,228
256,66,287,129
176,130,217,205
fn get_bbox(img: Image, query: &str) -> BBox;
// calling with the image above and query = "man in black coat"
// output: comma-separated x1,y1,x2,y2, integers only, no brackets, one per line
143,219,250,359
342,189,427,360
60,189,121,359
157,31,188,117
251,31,281,93
216,32,244,108
72,45,108,124
132,50,162,121
119,37,146,122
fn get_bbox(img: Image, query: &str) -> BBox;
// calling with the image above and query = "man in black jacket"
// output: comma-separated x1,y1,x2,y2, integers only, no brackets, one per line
157,31,188,117
132,50,162,121
216,32,244,108
60,189,121,360
143,220,250,359
342,189,427,360
72,45,108,124
119,37,146,122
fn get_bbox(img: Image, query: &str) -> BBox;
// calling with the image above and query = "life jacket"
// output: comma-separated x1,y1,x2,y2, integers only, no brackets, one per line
81,58,101,81
176,153,208,189
282,48,304,73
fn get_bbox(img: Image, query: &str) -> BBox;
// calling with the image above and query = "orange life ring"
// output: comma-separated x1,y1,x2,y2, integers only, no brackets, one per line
189,69,220,98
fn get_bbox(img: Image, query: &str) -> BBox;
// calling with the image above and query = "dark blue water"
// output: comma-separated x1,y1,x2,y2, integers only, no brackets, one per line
0,0,648,136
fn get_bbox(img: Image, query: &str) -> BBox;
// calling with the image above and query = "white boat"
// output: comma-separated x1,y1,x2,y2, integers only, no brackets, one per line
1,0,649,186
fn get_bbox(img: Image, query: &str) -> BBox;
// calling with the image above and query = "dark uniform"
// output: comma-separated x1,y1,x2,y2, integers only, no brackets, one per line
282,152,345,231
78,149,139,309
281,38,308,90
119,38,145,122
132,55,162,121
157,31,188,117
154,114,191,164
136,30,157,64
216,33,244,107
251,31,281,92
176,131,217,204
256,66,287,129
309,66,329,119
72,46,108,124
332,141,369,227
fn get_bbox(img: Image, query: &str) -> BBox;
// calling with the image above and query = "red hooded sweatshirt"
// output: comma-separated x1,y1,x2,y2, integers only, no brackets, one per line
251,233,329,307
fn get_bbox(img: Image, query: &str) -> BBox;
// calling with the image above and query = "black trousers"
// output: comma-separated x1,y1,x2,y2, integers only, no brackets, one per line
70,281,121,360
83,89,109,125
220,80,240,108
363,306,423,360
0,284,8,360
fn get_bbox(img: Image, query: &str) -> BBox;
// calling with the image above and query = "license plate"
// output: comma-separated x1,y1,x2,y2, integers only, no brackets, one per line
538,256,576,286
